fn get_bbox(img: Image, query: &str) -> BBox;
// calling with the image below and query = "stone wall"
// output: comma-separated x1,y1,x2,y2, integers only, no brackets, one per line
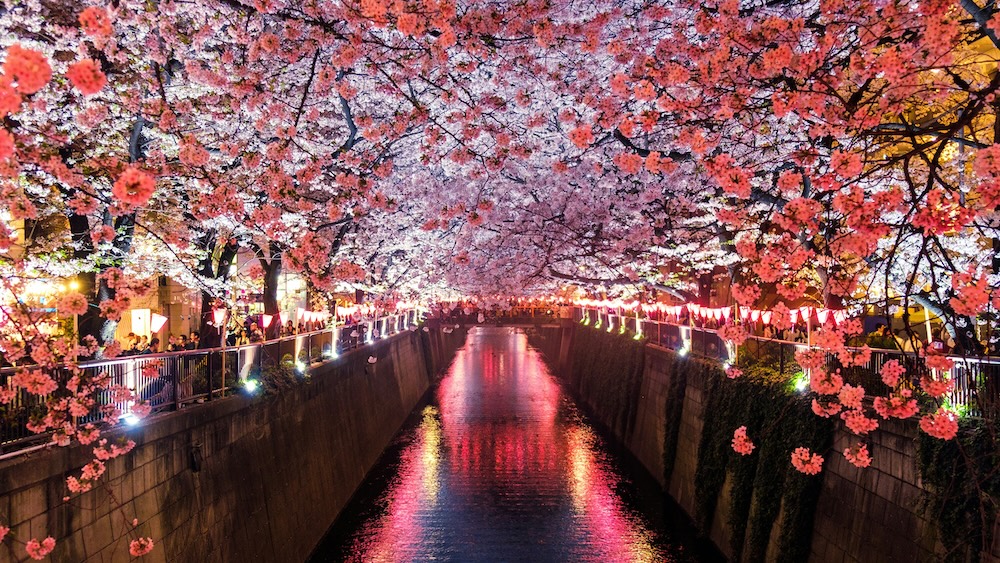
541,325,972,563
809,420,938,562
0,327,467,563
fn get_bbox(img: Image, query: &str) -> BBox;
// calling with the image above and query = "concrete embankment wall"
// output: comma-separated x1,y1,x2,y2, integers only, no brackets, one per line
531,324,981,563
0,327,467,563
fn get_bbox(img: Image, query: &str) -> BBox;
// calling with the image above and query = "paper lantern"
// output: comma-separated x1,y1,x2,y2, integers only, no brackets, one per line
297,307,305,321
789,309,799,324
212,308,227,325
833,310,847,324
761,311,772,325
262,314,273,328
721,308,731,320
150,313,168,333
750,310,761,322
739,306,750,319
816,309,830,324
279,311,288,325
712,308,723,321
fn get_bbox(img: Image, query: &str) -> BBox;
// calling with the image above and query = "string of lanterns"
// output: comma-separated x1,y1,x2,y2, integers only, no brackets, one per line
575,299,849,326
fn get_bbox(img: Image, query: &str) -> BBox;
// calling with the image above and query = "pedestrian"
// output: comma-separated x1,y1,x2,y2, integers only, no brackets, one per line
249,322,264,343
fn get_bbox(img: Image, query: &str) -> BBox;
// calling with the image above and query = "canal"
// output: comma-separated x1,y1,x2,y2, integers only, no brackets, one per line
311,327,718,562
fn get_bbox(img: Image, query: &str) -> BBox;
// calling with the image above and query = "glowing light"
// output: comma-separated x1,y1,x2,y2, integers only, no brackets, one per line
122,413,140,426
262,314,273,328
792,372,809,392
150,313,168,333
295,361,306,373
212,308,227,325
244,379,260,393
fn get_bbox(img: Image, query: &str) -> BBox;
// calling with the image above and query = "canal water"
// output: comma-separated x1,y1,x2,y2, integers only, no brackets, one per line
311,327,717,562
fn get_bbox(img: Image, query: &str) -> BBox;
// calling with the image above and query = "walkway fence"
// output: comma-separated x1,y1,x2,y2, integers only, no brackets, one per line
0,311,420,456
575,307,1000,420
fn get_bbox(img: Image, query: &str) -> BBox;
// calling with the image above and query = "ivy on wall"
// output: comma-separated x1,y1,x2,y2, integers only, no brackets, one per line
918,418,1000,562
661,352,688,484
694,358,832,562
534,324,832,562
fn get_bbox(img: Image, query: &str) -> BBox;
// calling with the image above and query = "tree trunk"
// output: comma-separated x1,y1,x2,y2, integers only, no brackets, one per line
913,293,980,355
261,242,282,340
697,271,713,307
197,237,239,349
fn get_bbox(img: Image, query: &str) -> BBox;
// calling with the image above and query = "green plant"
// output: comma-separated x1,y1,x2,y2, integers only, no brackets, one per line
918,417,1000,562
257,361,300,395
661,352,688,483
693,357,832,562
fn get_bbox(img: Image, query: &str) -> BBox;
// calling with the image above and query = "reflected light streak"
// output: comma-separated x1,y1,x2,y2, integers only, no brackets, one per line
335,327,669,563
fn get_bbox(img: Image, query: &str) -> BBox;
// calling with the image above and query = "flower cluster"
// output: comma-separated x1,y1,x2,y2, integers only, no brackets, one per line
129,537,155,557
25,537,56,560
718,323,748,346
919,408,959,440
568,125,594,148
731,425,755,455
880,360,906,387
790,447,824,475
111,167,156,208
844,443,872,468
841,409,879,435
66,60,107,95
920,374,954,398
873,389,919,419
79,6,114,38
3,45,51,94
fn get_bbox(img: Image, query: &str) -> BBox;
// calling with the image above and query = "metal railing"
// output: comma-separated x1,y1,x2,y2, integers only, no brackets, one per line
0,310,420,455
575,307,1000,418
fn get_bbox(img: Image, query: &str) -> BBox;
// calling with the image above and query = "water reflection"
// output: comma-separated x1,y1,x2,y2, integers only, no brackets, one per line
313,327,703,562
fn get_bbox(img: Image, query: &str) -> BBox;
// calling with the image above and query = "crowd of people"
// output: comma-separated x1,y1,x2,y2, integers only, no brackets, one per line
116,312,362,356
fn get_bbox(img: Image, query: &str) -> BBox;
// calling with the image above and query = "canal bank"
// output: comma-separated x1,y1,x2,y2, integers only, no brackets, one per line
527,323,995,563
0,327,467,563
313,326,715,562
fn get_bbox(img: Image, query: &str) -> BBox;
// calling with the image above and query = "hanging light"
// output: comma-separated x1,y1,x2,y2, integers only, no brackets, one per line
279,311,288,325
212,308,227,325
150,313,168,333
262,314,273,328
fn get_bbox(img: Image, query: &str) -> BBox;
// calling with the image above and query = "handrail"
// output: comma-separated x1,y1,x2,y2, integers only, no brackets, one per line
0,311,422,455
575,306,1000,418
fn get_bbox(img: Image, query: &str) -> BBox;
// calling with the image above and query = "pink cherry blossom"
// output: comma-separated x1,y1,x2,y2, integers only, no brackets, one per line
129,537,155,557
844,443,872,468
919,408,959,440
24,537,55,560
732,425,755,455
791,447,824,475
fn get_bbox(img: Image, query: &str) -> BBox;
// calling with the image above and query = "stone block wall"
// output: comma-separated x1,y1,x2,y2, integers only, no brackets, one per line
0,327,468,562
544,326,989,563
809,420,939,562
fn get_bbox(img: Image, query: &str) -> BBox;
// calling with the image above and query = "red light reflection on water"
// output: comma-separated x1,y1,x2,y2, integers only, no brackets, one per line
344,328,665,562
